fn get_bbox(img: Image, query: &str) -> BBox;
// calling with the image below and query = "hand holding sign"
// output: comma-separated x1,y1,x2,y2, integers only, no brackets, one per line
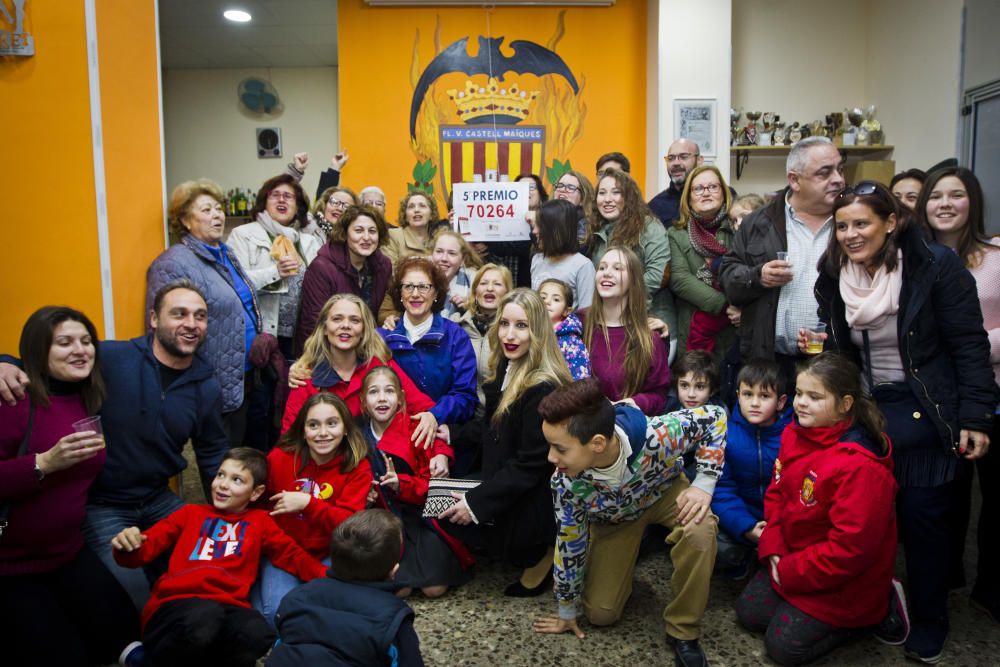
452,182,531,242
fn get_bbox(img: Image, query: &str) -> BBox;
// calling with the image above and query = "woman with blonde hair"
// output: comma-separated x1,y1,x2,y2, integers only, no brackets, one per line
439,288,572,596
583,247,671,415
307,186,358,244
431,227,483,318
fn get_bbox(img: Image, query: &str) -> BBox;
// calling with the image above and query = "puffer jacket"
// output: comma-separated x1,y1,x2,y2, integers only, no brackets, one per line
814,227,998,450
146,234,261,412
719,190,788,360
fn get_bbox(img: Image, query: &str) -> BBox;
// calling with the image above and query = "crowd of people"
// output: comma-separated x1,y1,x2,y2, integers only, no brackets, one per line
0,137,996,667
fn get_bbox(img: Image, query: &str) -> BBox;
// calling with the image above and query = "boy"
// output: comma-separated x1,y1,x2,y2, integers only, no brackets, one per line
710,360,791,578
112,448,327,667
533,379,726,667
267,510,424,667
668,350,725,482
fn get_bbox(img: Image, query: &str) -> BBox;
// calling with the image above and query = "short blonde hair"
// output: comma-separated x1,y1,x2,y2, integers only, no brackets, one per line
168,179,225,239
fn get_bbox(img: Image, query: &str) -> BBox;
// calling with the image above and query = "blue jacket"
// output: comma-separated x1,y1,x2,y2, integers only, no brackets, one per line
268,574,423,667
379,313,478,425
146,234,261,412
711,402,792,542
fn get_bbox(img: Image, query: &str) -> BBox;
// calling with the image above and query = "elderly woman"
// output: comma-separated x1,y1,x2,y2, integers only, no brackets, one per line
668,164,737,354
809,180,996,663
0,306,138,666
147,179,261,445
384,191,444,265
295,204,393,356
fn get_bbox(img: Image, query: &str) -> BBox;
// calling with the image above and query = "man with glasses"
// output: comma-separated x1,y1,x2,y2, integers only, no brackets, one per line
720,136,845,390
648,138,705,228
359,186,387,212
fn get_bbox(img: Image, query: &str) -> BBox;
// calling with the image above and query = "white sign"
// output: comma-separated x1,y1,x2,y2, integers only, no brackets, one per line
452,181,530,242
0,0,33,56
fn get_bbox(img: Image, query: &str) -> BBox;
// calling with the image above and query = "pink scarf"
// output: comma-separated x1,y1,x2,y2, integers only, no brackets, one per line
839,253,903,330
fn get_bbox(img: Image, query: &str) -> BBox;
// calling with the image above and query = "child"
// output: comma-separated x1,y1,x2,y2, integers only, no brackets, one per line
267,510,425,667
711,360,792,578
360,366,471,597
538,278,592,380
530,198,596,309
729,193,765,231
735,353,908,665
668,350,724,482
533,379,727,667
256,393,372,624
111,448,327,667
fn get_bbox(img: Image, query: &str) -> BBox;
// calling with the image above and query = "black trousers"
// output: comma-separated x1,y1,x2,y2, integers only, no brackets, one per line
0,544,139,666
897,482,954,631
144,598,275,667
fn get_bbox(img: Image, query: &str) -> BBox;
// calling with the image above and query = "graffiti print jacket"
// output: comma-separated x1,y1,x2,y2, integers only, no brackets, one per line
551,404,727,620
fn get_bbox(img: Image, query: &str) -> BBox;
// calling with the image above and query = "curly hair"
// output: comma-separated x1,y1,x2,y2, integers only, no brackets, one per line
314,186,359,221
586,168,653,251
396,191,440,229
167,179,225,239
389,255,450,313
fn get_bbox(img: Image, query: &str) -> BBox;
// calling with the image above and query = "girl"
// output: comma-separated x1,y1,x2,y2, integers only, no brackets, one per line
582,247,671,415
538,278,591,381
257,393,372,624
736,353,906,665
728,193,765,231
430,228,482,318
530,199,596,309
360,366,471,597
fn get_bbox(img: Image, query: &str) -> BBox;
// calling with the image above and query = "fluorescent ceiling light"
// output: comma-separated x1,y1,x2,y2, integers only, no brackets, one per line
223,9,252,22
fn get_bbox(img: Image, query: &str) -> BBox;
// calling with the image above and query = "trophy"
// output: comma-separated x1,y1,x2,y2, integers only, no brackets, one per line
773,120,787,145
810,120,825,138
788,122,803,144
843,107,863,146
744,110,761,146
861,104,883,145
730,107,743,146
827,112,843,143
760,112,776,146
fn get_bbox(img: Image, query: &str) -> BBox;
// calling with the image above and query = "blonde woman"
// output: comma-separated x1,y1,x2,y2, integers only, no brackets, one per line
431,227,483,317
439,288,572,596
306,186,358,245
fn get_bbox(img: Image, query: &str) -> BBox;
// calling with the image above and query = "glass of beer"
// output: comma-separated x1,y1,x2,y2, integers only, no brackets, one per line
806,322,827,355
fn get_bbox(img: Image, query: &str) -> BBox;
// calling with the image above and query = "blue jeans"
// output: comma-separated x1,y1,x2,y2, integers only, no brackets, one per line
82,488,185,612
251,556,331,627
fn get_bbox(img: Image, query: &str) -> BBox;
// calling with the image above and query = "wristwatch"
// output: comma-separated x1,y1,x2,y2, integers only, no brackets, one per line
33,454,45,481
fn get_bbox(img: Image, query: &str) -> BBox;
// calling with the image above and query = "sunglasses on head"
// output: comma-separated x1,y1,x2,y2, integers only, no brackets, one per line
837,181,879,199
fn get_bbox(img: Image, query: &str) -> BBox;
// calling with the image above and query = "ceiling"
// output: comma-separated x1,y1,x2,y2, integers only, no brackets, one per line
159,0,338,69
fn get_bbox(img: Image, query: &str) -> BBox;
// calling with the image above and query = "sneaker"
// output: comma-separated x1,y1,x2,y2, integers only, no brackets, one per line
119,640,145,667
903,622,947,665
874,578,910,645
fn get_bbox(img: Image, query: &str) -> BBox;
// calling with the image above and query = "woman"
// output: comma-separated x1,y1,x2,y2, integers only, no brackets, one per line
384,191,443,266
586,168,674,333
889,168,926,212
228,174,321,355
431,228,482,318
552,169,595,245
0,307,138,666
295,205,393,356
379,256,479,429
147,179,262,445
668,164,737,354
530,198,596,309
439,289,572,595
917,167,1000,626
810,180,996,663
583,247,671,416
306,186,358,245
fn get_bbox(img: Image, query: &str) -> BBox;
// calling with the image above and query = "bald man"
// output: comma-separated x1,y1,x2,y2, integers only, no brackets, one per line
648,138,705,228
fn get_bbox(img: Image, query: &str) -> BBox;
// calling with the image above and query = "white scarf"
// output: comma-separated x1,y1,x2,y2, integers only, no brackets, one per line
256,211,300,242
839,252,903,330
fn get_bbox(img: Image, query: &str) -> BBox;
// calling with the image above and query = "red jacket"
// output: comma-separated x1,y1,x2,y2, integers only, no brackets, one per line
294,242,392,355
758,419,898,627
266,448,371,558
113,504,326,630
368,411,440,505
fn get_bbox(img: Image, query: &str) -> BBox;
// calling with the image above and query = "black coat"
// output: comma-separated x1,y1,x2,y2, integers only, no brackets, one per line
814,227,998,452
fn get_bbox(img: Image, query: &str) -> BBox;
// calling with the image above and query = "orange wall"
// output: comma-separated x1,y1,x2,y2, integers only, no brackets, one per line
337,0,647,215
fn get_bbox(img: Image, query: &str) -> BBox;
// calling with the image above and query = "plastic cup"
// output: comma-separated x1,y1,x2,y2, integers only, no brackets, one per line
776,251,789,262
72,415,105,447
806,323,827,355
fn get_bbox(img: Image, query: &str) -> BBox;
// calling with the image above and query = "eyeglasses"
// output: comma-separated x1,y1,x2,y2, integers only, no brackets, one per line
363,199,386,209
837,182,879,199
400,283,433,295
268,191,296,202
666,153,697,163
328,200,351,210
553,183,580,193
691,183,721,195
523,184,538,192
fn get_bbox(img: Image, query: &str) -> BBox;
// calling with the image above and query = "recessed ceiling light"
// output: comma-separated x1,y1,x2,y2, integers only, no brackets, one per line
223,9,252,23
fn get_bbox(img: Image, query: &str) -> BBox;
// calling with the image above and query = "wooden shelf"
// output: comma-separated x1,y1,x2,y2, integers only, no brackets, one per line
731,144,894,179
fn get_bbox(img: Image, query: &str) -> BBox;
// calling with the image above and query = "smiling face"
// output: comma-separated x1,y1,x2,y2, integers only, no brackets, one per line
151,288,208,361
666,139,702,187
543,420,599,478
324,299,364,353
364,373,401,426
47,320,96,382
405,194,432,230
182,194,226,245
497,302,531,361
891,177,922,211
596,176,623,222
835,201,896,272
325,191,354,224
688,170,724,218
554,174,582,205
738,382,785,427
475,269,507,313
595,249,629,301
266,183,297,225
677,372,712,409
793,371,852,429
432,235,463,280
539,283,570,323
789,144,846,212
211,459,265,513
400,268,436,323
303,402,345,465
925,176,970,238
346,214,380,262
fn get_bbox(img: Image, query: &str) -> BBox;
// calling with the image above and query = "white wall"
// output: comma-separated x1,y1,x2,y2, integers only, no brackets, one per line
163,67,339,200
963,0,1000,91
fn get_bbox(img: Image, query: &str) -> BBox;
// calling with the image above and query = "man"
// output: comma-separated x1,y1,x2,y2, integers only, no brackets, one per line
0,280,228,611
648,138,705,228
719,136,845,388
595,151,631,176
359,186,387,213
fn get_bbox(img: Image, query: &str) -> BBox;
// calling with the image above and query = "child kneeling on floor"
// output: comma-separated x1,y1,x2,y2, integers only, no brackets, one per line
735,353,909,665
112,448,327,667
267,509,424,667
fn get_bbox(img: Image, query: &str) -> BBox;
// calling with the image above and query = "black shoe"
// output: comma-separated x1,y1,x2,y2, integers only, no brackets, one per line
874,578,910,645
903,621,947,664
503,569,552,597
673,638,708,667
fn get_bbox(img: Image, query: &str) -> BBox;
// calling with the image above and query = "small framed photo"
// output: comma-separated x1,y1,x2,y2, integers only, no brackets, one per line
673,98,718,158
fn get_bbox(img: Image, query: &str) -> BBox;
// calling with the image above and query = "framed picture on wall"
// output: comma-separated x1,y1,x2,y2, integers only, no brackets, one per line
673,98,717,158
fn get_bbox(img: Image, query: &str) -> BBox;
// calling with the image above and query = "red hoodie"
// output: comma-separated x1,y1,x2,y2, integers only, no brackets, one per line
114,504,327,630
369,410,439,505
757,419,898,628
266,448,372,558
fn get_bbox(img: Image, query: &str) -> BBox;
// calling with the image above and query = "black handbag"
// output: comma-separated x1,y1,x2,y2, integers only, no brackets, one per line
0,400,35,542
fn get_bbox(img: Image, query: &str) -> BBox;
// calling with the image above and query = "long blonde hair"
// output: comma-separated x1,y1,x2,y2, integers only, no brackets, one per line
583,247,654,398
299,294,391,370
485,288,572,424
